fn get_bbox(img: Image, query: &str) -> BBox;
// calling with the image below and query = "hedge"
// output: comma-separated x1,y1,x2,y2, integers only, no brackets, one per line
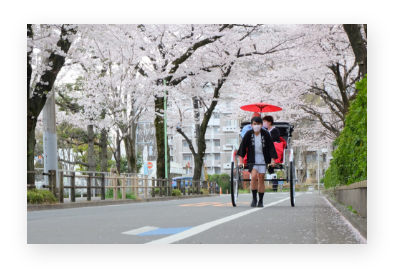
27,189,57,204
325,75,367,188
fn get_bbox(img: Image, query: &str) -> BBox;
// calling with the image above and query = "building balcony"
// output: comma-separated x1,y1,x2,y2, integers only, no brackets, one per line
208,119,220,126
222,126,236,132
223,145,233,151
223,163,231,169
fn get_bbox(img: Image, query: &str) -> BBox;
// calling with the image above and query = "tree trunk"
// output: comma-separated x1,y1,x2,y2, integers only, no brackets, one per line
154,96,170,179
123,137,134,174
27,117,37,184
116,130,121,174
192,96,202,180
123,122,137,174
193,129,206,180
301,149,308,183
100,129,108,172
343,24,367,77
87,125,96,172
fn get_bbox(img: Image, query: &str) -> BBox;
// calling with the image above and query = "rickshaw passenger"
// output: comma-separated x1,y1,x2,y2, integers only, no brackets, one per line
263,115,286,164
263,115,280,143
237,116,278,207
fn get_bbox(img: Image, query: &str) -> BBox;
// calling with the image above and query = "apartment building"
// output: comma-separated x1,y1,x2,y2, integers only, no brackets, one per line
172,106,240,176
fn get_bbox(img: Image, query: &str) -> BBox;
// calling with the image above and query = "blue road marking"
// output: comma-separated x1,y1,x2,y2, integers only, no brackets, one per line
137,227,193,236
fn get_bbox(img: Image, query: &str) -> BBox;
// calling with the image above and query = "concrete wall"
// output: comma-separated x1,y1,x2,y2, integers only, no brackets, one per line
326,180,367,218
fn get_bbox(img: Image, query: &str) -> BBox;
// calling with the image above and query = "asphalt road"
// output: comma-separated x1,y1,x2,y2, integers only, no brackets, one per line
27,192,366,244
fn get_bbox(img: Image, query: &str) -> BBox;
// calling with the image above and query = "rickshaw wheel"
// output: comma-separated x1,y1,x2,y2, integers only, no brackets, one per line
290,161,295,207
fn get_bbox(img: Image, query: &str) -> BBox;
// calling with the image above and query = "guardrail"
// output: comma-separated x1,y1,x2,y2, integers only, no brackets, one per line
28,170,218,203
174,179,217,195
27,170,57,197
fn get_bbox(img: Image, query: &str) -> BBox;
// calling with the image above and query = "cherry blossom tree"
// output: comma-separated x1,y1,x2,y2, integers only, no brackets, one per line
30,24,366,183
231,24,366,148
158,24,307,180
27,24,78,183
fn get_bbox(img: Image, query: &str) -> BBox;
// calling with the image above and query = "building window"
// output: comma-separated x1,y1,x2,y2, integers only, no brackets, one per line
215,154,220,160
214,140,220,146
323,154,326,162
214,127,219,132
226,138,236,146
204,154,210,160
215,167,221,174
183,140,189,147
183,155,192,161
226,120,236,126
214,114,220,119
226,156,231,162
206,126,211,134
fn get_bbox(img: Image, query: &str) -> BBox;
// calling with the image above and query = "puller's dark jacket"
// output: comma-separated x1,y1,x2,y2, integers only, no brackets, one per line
237,128,278,173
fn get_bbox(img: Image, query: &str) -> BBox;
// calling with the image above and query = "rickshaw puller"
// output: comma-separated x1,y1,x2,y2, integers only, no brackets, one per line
237,116,278,207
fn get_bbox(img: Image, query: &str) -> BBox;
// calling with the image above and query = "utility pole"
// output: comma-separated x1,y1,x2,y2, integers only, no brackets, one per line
43,86,59,192
163,80,168,180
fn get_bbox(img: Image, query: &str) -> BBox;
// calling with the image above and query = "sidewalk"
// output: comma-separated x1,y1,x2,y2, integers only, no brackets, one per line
28,194,220,212
323,195,367,239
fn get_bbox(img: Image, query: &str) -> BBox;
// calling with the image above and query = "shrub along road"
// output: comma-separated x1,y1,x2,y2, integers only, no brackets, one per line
27,192,366,244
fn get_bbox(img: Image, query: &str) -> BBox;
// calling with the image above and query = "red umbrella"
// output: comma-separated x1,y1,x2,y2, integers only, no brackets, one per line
240,102,282,113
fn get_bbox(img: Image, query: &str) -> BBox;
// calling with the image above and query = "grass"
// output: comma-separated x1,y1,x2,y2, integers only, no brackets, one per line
27,189,57,204
172,189,182,196
239,189,250,194
200,189,209,195
105,189,137,200
346,205,358,214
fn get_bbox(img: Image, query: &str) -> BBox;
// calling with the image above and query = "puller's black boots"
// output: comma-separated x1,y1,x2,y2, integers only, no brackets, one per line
257,192,264,207
251,189,258,207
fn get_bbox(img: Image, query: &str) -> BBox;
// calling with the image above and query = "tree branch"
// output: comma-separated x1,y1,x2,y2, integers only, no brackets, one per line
58,157,90,167
176,127,197,157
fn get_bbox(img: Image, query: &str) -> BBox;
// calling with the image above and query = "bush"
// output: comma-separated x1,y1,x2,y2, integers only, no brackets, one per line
209,174,220,182
320,177,325,184
27,189,57,204
154,188,166,195
325,75,367,188
172,189,182,196
218,173,231,194
200,188,209,195
105,188,137,199
105,188,113,198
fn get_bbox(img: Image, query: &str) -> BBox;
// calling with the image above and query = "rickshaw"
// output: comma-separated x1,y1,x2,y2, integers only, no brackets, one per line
229,102,296,207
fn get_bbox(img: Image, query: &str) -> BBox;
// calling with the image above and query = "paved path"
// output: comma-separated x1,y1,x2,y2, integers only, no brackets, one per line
27,192,366,244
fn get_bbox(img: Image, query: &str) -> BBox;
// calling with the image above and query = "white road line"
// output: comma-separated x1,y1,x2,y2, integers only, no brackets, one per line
145,195,302,244
122,226,159,235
